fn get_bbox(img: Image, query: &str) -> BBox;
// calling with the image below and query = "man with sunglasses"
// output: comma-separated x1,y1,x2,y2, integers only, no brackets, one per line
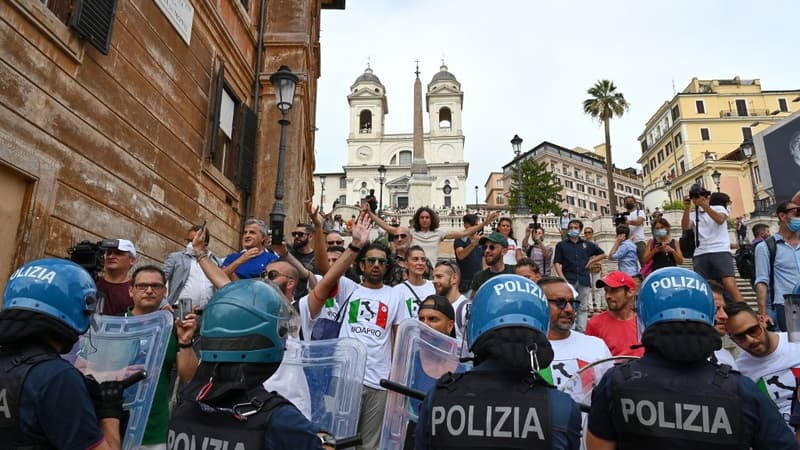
306,215,410,449
725,301,800,430
469,231,517,296
97,238,137,315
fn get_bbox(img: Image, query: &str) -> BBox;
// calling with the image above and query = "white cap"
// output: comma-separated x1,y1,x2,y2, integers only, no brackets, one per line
112,239,137,257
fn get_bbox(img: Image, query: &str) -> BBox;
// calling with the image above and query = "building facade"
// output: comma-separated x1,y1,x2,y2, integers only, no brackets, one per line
502,142,644,218
313,64,469,210
637,76,800,213
484,172,506,208
0,0,343,291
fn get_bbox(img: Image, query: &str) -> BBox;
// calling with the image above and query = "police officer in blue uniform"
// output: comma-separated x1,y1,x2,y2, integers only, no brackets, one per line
168,279,332,450
587,267,797,449
0,259,123,449
416,274,582,449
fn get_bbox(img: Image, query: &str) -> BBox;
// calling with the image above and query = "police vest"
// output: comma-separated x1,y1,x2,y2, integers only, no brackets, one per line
610,359,746,450
0,345,58,450
168,382,292,450
427,370,552,450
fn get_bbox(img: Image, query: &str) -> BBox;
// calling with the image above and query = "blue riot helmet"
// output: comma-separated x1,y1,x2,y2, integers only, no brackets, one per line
200,279,290,364
467,274,549,351
2,258,98,334
637,267,715,331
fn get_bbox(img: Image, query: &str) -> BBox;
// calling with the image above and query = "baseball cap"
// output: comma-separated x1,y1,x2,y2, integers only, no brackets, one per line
104,239,137,257
596,271,635,291
479,231,508,247
418,295,455,321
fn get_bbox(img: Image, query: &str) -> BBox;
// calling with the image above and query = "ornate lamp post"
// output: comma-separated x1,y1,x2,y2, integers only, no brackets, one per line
474,185,479,208
739,137,758,214
711,169,721,192
511,134,529,215
664,177,672,204
268,65,298,245
377,164,386,216
319,175,326,213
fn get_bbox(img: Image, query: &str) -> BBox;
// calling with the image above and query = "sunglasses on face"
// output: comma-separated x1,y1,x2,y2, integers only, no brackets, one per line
133,283,165,291
363,257,388,266
729,323,763,342
327,240,344,245
486,244,505,251
291,232,308,238
396,233,409,239
548,298,580,310
436,260,457,269
264,270,294,281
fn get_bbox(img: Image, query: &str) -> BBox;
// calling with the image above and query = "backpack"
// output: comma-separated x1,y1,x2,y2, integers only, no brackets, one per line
754,236,779,305
734,244,756,281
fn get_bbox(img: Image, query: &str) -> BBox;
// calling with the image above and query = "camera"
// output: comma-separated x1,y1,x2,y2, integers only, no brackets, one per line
613,213,628,226
67,239,120,279
689,183,711,199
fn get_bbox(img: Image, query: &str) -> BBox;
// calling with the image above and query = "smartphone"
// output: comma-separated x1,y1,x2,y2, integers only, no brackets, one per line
199,219,208,237
178,297,192,322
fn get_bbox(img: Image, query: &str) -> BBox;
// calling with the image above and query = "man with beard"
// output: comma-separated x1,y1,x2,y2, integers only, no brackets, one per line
221,218,278,280
708,279,738,367
585,271,644,357
725,301,800,429
469,231,516,296
432,260,469,342
393,246,435,319
305,214,409,449
289,223,318,300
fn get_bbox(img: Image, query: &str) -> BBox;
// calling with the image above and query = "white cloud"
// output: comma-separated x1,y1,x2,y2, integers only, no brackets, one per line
315,0,800,198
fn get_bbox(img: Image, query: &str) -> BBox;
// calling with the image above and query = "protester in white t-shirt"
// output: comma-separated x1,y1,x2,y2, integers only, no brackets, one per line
539,276,612,450
432,260,470,343
682,189,744,302
725,301,800,427
393,246,435,318
304,214,410,449
622,196,647,264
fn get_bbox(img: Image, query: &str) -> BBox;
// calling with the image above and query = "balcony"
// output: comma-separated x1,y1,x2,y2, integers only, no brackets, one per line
718,108,770,118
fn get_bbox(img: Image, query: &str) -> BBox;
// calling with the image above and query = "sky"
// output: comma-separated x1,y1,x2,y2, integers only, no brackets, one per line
313,0,800,199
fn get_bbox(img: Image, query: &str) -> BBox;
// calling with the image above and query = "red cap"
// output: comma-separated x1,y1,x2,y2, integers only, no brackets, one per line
596,271,636,291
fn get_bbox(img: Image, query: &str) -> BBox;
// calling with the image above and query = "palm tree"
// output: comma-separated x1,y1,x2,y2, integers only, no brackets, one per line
583,80,630,217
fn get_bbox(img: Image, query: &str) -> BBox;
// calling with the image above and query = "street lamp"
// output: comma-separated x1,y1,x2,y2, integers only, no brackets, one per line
377,164,386,216
711,169,721,192
664,177,672,204
268,65,299,244
474,185,479,208
511,134,529,215
319,175,326,213
739,137,759,213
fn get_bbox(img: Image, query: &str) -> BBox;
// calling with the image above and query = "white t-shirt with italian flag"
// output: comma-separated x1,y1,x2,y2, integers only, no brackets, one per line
393,280,435,319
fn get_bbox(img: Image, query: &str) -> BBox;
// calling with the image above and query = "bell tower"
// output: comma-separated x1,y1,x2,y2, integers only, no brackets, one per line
427,63,463,138
347,65,387,139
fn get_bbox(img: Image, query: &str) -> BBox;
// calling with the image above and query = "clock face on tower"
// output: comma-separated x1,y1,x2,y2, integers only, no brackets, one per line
357,146,372,160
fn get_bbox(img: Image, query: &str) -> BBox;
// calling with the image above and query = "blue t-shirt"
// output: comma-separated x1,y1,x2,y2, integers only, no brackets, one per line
612,240,639,276
264,405,325,449
221,250,279,279
588,353,797,449
415,361,581,450
19,358,105,449
553,238,604,286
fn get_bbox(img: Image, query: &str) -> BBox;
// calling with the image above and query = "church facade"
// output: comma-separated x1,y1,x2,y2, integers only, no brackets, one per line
314,64,469,211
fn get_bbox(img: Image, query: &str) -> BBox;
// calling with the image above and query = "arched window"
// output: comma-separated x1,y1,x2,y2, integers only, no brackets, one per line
398,151,412,165
438,107,452,130
359,110,372,133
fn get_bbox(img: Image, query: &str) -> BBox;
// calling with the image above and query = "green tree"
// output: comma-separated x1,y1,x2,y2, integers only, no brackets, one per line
508,159,562,215
583,79,630,216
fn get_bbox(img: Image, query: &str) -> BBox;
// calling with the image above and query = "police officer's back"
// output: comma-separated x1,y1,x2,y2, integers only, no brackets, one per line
586,267,797,450
416,274,581,449
0,259,123,449
168,279,328,449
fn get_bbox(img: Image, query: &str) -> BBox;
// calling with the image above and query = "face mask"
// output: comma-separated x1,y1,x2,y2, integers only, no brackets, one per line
625,203,635,210
186,242,194,252
789,217,800,232
567,229,580,238
654,229,668,238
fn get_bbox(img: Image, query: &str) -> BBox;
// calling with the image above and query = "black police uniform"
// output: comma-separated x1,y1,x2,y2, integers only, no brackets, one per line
169,381,325,450
416,363,581,449
588,353,798,449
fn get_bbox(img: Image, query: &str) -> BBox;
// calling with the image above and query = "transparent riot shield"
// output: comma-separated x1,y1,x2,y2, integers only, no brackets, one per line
379,320,471,450
279,337,367,439
63,311,173,450
784,292,800,342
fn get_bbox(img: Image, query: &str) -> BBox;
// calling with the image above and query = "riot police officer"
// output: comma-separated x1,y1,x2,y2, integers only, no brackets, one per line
416,274,582,449
586,267,797,449
0,259,123,449
168,279,331,449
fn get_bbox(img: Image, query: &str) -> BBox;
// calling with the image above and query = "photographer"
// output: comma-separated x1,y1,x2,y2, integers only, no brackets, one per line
522,220,552,276
681,185,744,302
622,196,647,265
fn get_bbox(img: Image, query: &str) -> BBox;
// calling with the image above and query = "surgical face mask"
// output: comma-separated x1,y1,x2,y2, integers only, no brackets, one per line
789,217,800,232
625,203,635,210
654,229,668,238
567,229,580,238
186,242,194,252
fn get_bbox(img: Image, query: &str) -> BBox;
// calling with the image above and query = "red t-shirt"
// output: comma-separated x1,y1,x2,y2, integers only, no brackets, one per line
584,311,645,357
96,278,133,316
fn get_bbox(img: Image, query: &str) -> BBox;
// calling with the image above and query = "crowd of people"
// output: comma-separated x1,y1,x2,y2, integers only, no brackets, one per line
1,187,799,449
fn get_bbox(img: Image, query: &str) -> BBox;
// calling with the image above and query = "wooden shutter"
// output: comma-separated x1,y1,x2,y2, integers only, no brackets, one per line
236,104,257,193
208,64,225,162
69,0,118,55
